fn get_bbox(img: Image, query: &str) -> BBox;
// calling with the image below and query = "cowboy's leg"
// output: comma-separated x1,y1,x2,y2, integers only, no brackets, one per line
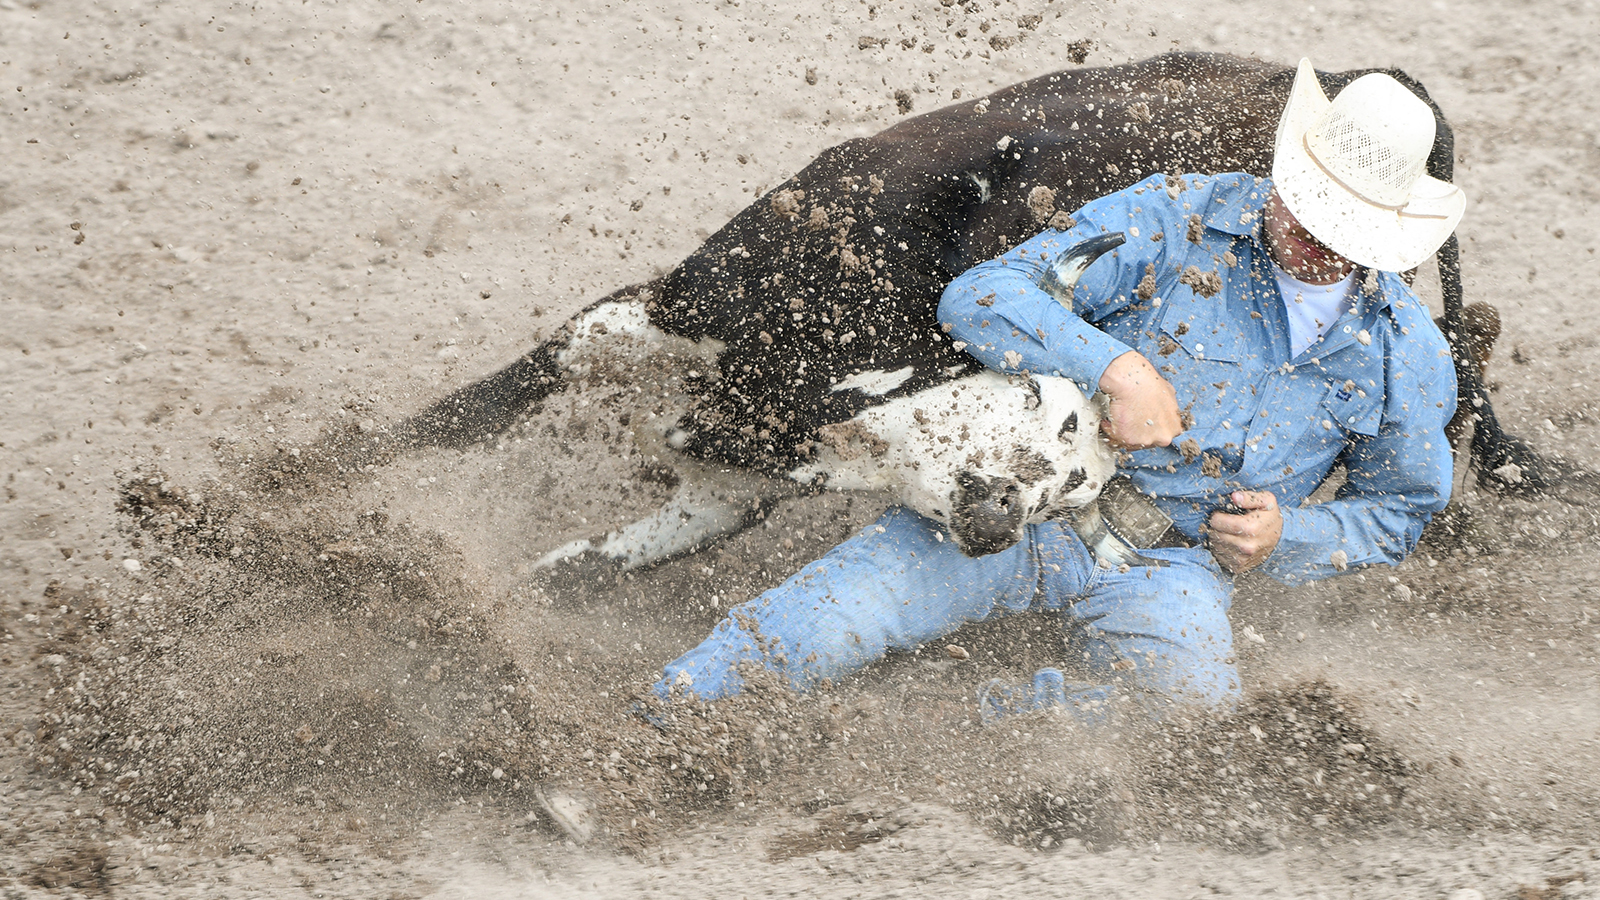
652,506,1041,702
986,527,1239,722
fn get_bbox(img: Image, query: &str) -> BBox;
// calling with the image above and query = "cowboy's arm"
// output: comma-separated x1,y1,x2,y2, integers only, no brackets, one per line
1258,347,1457,584
939,176,1182,447
938,227,1135,391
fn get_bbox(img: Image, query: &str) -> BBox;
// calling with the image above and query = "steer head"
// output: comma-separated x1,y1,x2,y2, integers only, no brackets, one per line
794,371,1115,557
937,373,1114,556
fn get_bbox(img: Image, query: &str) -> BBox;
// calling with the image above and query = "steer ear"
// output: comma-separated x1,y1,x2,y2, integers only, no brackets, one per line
1022,377,1043,410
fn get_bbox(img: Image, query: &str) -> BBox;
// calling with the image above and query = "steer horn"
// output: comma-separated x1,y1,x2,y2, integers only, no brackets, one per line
1037,231,1128,310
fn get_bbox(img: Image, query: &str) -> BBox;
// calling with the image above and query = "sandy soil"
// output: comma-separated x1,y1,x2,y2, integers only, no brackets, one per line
4,0,1600,896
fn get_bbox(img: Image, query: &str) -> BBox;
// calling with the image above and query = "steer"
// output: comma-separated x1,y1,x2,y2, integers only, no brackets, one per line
331,51,1552,574
498,235,1118,569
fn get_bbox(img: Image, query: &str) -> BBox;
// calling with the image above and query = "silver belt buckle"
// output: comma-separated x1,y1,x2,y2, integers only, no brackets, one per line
1070,476,1173,568
1098,476,1173,548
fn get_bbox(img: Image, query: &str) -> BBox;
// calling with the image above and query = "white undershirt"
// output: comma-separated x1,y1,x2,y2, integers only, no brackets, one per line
1273,261,1356,357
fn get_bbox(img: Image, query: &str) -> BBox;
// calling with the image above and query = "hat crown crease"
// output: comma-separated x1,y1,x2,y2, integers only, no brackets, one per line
1305,75,1435,209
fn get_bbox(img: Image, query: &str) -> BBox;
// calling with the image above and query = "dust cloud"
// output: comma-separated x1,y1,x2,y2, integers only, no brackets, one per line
3,0,1599,896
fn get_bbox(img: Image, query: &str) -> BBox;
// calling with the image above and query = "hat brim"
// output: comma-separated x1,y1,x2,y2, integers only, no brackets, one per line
1271,59,1466,272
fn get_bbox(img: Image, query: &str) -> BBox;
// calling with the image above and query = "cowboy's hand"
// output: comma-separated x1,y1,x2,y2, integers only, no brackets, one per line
1097,351,1182,450
1207,490,1284,574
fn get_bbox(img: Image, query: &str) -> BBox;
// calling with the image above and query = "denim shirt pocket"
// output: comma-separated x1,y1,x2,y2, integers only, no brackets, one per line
1156,296,1253,425
1156,291,1250,366
1318,380,1383,438
1240,375,1382,484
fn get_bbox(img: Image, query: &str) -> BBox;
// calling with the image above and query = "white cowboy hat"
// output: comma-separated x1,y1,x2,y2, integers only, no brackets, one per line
1272,58,1467,272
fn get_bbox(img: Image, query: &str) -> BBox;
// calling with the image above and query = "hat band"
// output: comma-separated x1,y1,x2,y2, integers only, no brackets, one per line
1302,133,1410,211
1301,133,1454,221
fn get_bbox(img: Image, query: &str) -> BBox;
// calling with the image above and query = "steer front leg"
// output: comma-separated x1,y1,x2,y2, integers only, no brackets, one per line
532,478,776,576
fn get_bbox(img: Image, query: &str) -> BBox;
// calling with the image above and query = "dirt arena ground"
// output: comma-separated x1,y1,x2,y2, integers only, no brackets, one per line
4,0,1600,896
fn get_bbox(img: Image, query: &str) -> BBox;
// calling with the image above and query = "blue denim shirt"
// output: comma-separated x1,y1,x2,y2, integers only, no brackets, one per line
939,173,1457,584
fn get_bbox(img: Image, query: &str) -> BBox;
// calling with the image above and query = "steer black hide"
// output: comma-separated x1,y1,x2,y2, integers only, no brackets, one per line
403,51,1546,492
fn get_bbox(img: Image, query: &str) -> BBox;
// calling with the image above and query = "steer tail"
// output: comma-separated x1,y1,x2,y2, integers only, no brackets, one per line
389,280,667,453
292,334,570,481
396,343,565,451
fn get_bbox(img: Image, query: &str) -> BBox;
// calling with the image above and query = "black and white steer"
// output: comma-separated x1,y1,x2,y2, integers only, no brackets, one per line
385,234,1125,573
537,236,1126,571
346,51,1540,578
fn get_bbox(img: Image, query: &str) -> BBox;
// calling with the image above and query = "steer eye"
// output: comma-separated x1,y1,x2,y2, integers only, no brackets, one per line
1057,411,1079,441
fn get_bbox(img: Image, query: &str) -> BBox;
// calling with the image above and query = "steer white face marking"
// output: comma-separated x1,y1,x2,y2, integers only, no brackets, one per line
830,366,916,397
790,371,1114,556
967,172,993,203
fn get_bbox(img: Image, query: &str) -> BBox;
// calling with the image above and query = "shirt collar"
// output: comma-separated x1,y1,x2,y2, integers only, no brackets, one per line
1199,174,1272,237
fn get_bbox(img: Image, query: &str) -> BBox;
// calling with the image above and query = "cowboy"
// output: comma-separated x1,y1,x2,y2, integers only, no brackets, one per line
647,59,1464,722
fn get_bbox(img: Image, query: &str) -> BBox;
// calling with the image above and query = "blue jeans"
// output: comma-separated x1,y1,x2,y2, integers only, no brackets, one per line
652,507,1240,720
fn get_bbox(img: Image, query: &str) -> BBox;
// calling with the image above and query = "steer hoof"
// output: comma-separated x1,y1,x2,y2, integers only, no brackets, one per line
524,545,626,603
1471,429,1552,496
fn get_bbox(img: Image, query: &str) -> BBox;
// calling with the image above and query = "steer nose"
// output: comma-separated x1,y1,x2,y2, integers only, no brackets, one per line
951,472,1025,557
